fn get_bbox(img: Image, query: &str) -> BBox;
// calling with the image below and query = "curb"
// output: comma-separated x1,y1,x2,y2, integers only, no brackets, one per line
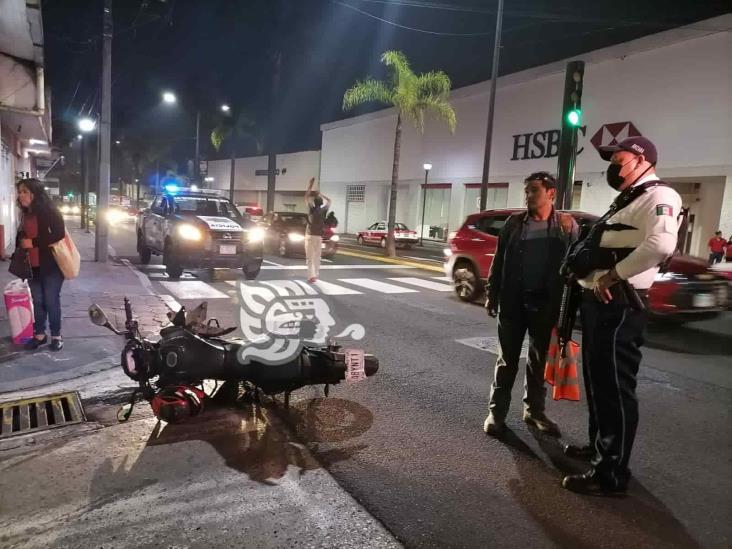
0,356,117,395
336,249,445,273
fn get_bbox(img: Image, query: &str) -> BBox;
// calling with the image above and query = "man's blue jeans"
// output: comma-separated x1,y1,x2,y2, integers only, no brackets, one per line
29,261,64,337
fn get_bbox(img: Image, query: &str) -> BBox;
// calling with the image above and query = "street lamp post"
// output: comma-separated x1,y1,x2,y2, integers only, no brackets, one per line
162,91,201,183
420,163,432,246
78,117,97,230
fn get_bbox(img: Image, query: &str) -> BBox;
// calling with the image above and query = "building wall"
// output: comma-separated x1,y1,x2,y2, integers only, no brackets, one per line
319,20,732,251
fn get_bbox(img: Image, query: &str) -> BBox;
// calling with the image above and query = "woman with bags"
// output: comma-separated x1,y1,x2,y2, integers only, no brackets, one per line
14,178,67,351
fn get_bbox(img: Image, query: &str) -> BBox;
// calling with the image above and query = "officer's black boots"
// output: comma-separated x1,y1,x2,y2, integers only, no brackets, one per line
562,469,628,496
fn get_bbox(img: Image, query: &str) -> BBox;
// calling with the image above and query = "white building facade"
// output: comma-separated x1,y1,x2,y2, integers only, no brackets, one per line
0,0,52,254
318,15,732,258
206,150,321,213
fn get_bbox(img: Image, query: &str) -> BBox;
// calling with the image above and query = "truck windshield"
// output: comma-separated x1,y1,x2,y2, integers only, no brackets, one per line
173,197,242,220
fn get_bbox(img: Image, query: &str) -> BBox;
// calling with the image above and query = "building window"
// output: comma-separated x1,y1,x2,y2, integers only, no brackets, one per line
346,184,365,202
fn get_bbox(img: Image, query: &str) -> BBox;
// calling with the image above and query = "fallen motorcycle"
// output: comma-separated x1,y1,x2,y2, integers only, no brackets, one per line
88,299,378,423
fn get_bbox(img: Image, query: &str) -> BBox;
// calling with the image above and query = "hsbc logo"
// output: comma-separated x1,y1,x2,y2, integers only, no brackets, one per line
590,121,642,152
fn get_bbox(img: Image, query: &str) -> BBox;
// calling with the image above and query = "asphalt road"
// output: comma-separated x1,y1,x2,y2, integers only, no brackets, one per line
107,221,732,548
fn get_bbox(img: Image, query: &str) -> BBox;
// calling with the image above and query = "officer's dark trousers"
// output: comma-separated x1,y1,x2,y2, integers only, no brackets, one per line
580,294,647,486
489,300,555,420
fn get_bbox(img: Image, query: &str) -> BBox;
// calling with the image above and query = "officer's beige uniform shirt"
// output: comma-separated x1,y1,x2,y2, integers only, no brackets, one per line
579,174,683,291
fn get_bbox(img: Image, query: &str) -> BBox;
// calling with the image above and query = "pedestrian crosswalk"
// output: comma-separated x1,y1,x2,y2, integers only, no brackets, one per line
137,264,456,301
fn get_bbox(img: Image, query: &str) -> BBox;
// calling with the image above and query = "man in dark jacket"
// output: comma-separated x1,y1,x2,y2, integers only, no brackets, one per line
483,172,577,438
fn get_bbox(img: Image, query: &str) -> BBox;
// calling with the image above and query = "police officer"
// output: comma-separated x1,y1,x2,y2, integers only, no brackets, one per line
562,136,682,495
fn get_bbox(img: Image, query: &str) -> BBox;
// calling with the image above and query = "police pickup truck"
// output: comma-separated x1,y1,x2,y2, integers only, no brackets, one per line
136,187,264,279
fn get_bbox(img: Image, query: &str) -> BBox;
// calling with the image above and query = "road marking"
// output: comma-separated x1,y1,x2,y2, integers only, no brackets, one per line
432,276,451,282
263,259,284,266
160,281,229,299
322,258,333,263
261,264,416,270
261,280,319,296
159,294,183,313
148,272,197,280
387,277,453,292
297,279,362,295
402,256,443,264
456,336,529,358
338,278,418,294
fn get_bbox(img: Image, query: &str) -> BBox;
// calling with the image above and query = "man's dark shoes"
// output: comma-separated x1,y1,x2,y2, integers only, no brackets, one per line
24,336,47,350
564,443,595,460
50,338,64,352
562,469,627,496
483,414,506,438
523,411,562,437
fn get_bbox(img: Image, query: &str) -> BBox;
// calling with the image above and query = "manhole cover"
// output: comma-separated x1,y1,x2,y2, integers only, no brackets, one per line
0,391,86,439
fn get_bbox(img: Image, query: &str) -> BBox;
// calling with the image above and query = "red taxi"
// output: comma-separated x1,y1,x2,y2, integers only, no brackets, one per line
357,221,419,248
444,209,729,323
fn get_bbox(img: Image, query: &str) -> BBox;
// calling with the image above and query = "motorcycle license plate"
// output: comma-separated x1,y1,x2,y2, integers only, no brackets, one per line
693,293,715,308
344,349,366,382
219,245,237,255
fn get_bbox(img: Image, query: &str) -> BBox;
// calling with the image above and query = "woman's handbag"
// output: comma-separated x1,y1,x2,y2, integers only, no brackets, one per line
50,230,81,280
9,248,33,280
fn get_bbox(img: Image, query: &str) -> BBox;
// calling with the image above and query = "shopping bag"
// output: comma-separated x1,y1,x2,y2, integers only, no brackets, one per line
544,327,580,401
50,230,81,280
4,279,34,344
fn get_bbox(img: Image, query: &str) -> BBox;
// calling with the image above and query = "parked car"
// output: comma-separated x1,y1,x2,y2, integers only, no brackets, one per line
237,203,264,223
260,211,339,258
444,209,729,323
357,222,419,248
136,186,264,279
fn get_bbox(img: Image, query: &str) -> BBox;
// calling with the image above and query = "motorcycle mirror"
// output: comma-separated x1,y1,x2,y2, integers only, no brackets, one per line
89,304,110,327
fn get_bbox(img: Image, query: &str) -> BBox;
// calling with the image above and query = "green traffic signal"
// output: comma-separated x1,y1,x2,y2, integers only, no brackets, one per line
566,108,582,127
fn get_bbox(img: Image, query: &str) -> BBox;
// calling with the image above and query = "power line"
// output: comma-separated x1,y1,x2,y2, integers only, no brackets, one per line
350,0,732,32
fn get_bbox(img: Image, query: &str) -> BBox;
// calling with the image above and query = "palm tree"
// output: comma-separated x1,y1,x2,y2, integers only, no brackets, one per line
211,111,262,202
343,50,457,257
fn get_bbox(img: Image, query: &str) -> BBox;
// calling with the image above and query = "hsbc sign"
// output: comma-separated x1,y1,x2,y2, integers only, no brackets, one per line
510,121,642,161
590,121,642,152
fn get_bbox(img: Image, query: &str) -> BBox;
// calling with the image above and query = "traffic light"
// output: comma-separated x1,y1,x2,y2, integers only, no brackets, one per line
66,191,74,198
556,60,585,209
566,108,582,127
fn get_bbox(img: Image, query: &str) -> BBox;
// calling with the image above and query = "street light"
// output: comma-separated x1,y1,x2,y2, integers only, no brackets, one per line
420,163,432,246
78,117,96,133
221,104,230,113
162,91,177,104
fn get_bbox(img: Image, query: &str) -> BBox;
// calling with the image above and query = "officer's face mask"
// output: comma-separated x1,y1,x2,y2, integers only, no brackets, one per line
606,158,637,190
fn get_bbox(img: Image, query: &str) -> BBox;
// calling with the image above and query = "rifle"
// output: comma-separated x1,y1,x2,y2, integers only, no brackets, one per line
556,278,581,359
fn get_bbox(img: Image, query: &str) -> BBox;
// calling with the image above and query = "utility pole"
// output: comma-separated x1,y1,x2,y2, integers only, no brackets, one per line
95,0,112,262
194,110,201,182
556,60,585,210
266,51,282,213
479,0,504,211
80,137,88,229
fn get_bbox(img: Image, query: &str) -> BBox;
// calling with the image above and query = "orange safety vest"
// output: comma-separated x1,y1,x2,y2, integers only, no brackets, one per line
544,328,580,401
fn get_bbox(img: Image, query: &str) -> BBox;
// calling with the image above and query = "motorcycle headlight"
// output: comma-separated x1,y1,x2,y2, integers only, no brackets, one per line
178,223,202,241
288,233,305,243
329,234,340,242
247,227,265,243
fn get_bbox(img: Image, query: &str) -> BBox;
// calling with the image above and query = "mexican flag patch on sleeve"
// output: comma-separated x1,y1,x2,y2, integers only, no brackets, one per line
656,204,673,216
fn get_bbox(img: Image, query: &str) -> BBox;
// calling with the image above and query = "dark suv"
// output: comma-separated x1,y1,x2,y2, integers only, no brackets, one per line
444,209,728,323
136,188,264,279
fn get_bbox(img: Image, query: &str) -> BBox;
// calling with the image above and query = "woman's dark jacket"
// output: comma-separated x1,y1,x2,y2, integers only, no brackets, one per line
16,207,65,268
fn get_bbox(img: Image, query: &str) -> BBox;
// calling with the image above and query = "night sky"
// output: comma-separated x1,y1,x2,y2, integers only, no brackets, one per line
41,0,729,178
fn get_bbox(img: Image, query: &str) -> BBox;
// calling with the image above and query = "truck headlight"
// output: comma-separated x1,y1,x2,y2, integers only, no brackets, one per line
247,227,265,243
288,233,305,243
178,223,202,241
71,205,81,215
106,209,126,224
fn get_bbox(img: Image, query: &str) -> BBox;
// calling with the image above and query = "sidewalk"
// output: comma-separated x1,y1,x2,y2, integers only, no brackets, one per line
0,226,170,393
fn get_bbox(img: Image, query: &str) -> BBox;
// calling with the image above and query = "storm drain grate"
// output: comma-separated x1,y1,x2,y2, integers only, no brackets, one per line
0,391,86,439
